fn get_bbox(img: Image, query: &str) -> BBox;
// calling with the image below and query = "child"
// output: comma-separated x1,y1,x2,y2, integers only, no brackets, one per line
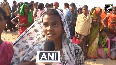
98,28,110,58
0,7,14,65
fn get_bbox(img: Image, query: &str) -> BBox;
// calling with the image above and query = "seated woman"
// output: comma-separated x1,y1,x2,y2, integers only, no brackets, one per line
98,28,110,58
0,7,14,65
11,9,84,65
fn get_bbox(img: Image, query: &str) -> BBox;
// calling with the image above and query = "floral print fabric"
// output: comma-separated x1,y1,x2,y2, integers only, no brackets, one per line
11,9,84,65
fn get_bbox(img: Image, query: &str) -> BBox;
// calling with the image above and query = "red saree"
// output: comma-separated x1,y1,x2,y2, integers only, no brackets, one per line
107,14,116,36
100,12,107,30
18,14,30,35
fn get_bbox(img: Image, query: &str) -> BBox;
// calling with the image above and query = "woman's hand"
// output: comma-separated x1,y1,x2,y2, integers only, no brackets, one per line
18,23,32,27
18,23,26,27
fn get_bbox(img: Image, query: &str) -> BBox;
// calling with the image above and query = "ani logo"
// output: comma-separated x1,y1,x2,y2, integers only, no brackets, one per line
36,51,60,62
105,4,113,12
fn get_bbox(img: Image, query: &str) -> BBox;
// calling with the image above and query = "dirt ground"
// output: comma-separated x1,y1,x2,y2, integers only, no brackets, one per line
1,31,116,65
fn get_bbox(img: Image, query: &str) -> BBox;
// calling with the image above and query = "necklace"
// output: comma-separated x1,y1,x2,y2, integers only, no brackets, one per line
55,46,62,51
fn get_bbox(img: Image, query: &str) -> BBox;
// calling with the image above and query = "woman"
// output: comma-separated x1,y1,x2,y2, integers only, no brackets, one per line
69,3,76,39
103,6,116,36
0,7,14,65
100,8,107,31
98,28,110,58
87,7,102,59
110,37,116,60
78,8,82,14
11,4,33,36
33,3,38,20
36,3,45,20
11,9,84,65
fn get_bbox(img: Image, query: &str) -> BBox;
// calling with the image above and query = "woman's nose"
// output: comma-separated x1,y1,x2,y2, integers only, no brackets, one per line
47,25,53,31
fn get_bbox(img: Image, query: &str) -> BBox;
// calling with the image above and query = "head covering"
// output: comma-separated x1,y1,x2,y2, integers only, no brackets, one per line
102,8,105,13
91,7,101,18
20,4,33,23
11,9,84,65
95,7,101,14
53,2,59,6
113,6,116,9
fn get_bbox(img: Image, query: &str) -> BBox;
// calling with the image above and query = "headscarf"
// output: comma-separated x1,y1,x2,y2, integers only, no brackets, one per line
91,7,101,18
11,9,84,65
20,4,33,23
95,7,101,14
53,2,59,6
102,8,105,13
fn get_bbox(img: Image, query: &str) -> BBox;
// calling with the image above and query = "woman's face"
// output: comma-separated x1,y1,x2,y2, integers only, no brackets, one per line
0,13,6,34
112,7,116,14
96,9,102,16
78,9,82,14
34,3,38,9
101,31,106,37
82,7,88,15
24,6,29,14
70,6,74,12
42,14,63,41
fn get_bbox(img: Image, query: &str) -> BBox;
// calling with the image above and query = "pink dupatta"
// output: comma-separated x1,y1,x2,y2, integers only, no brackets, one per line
106,37,110,57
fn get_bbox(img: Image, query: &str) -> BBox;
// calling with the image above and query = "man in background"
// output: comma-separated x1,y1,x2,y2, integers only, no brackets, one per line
2,0,13,32
53,2,59,9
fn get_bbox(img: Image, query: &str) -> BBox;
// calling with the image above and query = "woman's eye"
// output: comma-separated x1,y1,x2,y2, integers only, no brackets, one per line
43,23,48,27
53,23,58,26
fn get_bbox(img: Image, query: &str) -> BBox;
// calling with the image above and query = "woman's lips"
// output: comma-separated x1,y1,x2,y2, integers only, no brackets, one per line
47,33,55,37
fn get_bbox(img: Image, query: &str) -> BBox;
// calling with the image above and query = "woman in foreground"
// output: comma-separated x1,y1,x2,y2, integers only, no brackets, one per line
11,9,84,65
0,7,14,65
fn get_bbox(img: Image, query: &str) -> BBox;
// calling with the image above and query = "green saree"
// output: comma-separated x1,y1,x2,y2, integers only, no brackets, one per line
87,23,100,58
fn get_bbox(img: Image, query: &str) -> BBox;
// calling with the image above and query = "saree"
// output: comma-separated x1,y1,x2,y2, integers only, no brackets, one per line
87,8,101,58
18,4,33,35
11,9,84,65
110,42,116,59
87,26,99,58
107,14,116,36
100,10,107,31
